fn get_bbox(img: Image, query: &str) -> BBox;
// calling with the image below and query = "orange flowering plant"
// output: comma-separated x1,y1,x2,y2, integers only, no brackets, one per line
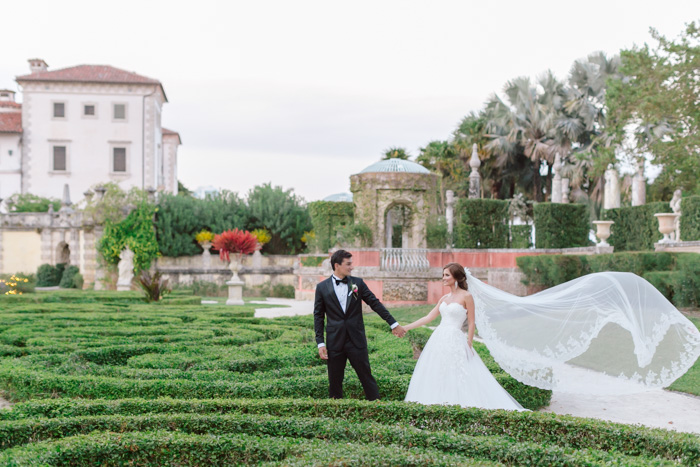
212,229,259,263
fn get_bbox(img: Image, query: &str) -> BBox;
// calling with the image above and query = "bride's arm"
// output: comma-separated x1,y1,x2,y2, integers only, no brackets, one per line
465,294,475,349
403,298,443,332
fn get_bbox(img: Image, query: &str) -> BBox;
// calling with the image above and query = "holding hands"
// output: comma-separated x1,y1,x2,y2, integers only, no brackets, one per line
392,325,407,338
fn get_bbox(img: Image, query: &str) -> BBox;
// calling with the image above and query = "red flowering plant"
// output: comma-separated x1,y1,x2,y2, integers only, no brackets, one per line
212,229,259,263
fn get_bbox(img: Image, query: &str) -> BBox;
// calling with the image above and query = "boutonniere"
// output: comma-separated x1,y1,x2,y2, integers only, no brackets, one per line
349,282,359,299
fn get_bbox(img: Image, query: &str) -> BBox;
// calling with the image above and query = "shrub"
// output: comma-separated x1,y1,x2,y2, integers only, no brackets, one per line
59,265,81,289
36,263,65,287
680,195,700,241
533,203,590,249
602,201,671,251
0,274,35,295
299,255,326,267
426,217,448,248
155,192,250,257
517,252,700,308
307,201,354,252
336,223,373,247
509,224,532,249
98,202,159,272
173,281,227,297
454,199,508,248
137,270,171,302
6,193,60,213
271,284,295,298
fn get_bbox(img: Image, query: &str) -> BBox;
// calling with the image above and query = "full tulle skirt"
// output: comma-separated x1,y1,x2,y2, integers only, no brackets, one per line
405,324,526,411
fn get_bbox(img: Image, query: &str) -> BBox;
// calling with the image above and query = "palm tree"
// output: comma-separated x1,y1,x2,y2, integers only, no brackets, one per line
484,72,565,201
382,147,411,160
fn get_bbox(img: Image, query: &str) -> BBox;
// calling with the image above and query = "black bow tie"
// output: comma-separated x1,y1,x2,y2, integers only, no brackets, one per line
334,277,348,286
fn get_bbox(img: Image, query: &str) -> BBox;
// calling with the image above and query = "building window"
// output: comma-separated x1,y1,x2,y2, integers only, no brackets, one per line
113,103,126,120
53,146,67,171
53,102,65,118
84,104,95,116
113,147,127,172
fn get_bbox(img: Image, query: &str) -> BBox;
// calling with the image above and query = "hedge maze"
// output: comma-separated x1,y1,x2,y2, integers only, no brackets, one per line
1,294,698,465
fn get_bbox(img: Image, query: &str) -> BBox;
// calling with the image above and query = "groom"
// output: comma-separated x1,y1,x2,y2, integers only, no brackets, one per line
314,249,406,400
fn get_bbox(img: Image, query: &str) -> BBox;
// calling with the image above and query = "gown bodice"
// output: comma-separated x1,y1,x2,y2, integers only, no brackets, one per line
439,301,467,329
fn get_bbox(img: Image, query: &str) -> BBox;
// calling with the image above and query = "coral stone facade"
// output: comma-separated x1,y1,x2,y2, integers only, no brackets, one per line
0,59,181,202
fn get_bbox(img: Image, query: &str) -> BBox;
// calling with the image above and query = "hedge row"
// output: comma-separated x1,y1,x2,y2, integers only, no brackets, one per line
454,199,509,248
0,300,550,410
516,251,700,307
680,195,700,241
2,398,698,465
0,413,668,466
533,203,590,249
602,201,671,251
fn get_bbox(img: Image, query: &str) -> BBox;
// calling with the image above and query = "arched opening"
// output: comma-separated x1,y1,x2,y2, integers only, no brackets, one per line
57,242,71,265
384,203,413,249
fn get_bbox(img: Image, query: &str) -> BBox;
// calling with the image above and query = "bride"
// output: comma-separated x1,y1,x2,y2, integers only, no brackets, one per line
403,263,525,410
403,262,700,410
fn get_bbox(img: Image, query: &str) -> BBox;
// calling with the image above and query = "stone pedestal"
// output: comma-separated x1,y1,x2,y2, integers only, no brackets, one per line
200,241,212,269
225,256,245,305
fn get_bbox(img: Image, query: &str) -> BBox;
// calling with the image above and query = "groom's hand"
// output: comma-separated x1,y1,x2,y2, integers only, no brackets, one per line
318,346,328,360
392,325,406,338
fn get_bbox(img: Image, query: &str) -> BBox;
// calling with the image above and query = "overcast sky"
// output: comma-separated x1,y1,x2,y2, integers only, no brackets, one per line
1,1,698,201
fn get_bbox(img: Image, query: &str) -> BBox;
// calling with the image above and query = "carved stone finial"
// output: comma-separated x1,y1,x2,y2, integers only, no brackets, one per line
468,144,482,199
469,143,481,170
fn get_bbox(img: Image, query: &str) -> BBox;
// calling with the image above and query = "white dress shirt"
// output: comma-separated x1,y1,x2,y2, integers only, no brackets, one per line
318,275,399,348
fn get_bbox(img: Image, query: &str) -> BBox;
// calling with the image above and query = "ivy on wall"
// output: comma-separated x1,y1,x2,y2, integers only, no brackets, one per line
98,202,160,273
308,201,354,252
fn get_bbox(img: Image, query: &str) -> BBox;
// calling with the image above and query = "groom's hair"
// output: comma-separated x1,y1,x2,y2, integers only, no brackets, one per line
330,250,352,271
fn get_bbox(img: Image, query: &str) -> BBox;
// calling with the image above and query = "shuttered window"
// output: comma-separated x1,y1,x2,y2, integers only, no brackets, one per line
53,146,66,171
113,147,126,172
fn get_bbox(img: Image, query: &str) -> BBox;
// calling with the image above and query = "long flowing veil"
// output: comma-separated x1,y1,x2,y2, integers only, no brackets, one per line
467,271,700,394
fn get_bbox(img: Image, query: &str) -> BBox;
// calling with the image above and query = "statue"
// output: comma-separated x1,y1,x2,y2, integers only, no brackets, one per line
551,153,563,203
670,189,682,242
468,144,481,199
117,247,135,291
445,190,456,248
604,165,621,209
631,159,646,206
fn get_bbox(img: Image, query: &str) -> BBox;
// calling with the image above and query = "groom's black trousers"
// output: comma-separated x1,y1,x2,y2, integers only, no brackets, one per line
327,337,379,401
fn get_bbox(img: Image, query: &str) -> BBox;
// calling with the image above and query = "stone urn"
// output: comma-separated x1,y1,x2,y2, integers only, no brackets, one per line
592,221,614,247
199,241,212,269
654,213,680,244
226,253,245,306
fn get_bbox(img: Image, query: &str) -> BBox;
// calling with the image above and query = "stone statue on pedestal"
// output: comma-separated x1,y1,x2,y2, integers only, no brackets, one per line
604,165,621,210
117,247,135,291
631,159,646,206
670,189,682,242
468,144,481,199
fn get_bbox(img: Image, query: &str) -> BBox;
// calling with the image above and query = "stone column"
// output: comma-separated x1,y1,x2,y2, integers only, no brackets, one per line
631,159,646,207
551,153,563,203
445,190,456,249
562,178,570,204
604,165,621,210
468,143,481,199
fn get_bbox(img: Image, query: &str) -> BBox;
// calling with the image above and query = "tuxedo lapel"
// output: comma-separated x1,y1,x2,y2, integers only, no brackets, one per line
345,277,356,313
326,277,343,313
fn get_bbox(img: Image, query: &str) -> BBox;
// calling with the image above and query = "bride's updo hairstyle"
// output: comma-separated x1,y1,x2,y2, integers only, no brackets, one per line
444,262,468,291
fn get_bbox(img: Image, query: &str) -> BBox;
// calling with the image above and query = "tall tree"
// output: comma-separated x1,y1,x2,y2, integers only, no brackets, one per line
607,21,700,197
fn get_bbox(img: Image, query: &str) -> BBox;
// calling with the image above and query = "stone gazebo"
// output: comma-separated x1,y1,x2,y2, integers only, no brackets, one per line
350,159,440,249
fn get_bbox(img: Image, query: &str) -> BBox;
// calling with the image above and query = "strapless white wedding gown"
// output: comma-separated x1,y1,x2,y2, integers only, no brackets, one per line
404,301,526,411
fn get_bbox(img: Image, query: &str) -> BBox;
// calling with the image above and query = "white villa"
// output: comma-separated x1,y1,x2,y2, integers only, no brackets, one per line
0,59,181,202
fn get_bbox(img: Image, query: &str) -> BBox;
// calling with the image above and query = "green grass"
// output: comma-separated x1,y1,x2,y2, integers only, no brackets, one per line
669,316,700,396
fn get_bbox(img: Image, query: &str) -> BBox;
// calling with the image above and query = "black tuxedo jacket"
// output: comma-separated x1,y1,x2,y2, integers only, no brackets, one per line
314,276,396,351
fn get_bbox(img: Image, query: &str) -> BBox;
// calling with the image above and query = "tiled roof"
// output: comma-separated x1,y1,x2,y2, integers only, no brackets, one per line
162,127,182,144
16,65,161,85
0,113,22,133
0,101,21,109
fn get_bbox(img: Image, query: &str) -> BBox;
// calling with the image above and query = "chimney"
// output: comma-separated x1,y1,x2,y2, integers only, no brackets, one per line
28,58,48,73
0,90,15,102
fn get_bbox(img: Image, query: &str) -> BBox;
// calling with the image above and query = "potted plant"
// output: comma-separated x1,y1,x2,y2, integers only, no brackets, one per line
212,228,259,282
